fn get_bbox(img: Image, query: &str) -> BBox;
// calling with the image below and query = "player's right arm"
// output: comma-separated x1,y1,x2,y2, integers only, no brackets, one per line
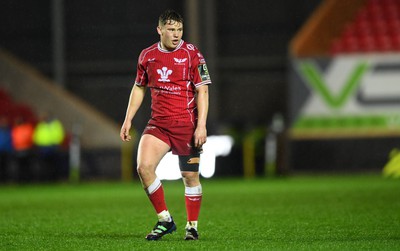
120,84,146,142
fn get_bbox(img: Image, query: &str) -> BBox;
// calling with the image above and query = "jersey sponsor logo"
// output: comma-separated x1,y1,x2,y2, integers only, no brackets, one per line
159,85,181,95
157,66,173,82
174,57,187,64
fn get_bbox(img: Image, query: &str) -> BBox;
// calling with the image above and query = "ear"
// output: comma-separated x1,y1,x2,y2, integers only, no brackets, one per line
157,26,162,35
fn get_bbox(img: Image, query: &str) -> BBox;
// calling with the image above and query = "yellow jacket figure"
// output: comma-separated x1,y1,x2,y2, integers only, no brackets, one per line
33,118,65,148
33,115,65,181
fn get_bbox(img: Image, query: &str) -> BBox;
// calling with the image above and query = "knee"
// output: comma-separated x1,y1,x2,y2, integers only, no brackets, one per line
136,162,154,178
182,172,200,187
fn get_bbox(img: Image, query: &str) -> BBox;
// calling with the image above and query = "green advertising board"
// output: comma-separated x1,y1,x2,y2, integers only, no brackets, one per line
290,54,400,139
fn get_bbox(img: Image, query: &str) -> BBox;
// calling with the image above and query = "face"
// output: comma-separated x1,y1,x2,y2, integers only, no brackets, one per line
157,20,183,51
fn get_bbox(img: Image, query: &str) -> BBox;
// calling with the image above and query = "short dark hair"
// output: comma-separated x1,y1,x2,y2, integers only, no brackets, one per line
158,9,184,26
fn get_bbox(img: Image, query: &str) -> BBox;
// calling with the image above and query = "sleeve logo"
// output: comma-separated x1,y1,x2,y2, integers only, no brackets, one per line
198,64,210,81
186,44,195,51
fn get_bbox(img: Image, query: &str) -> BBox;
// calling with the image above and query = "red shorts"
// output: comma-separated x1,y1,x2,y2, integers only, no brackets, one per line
143,119,197,155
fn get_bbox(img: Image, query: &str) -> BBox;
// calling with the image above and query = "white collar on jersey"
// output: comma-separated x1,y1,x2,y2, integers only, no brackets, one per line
158,39,184,52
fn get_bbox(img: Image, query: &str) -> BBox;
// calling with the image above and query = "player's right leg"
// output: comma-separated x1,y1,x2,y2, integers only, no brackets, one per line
137,134,176,240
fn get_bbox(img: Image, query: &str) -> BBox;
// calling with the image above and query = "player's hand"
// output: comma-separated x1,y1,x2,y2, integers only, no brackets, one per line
120,121,132,142
194,126,207,149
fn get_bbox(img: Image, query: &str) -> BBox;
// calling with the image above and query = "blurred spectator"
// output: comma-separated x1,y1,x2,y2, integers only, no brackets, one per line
11,116,34,183
33,112,65,181
0,116,13,182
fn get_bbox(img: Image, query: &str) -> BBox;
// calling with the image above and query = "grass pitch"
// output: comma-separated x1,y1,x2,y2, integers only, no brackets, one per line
1,175,399,250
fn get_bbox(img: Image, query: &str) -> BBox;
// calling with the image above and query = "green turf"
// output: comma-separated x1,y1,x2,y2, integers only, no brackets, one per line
1,175,400,250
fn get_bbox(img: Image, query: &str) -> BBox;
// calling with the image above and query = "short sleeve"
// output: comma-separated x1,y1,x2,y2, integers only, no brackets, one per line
191,50,212,88
134,51,148,86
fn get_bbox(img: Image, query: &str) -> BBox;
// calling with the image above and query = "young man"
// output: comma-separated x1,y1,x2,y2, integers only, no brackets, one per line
120,9,211,241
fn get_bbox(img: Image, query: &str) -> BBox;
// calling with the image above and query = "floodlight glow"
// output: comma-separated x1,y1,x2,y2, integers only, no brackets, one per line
155,135,234,180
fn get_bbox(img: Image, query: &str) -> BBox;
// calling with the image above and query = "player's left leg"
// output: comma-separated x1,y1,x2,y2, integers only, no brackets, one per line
179,155,202,240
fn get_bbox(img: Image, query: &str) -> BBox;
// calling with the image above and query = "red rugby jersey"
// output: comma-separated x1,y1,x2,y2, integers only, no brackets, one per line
135,40,211,124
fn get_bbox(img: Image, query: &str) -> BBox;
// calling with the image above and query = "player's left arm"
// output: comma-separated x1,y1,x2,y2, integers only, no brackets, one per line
194,84,209,148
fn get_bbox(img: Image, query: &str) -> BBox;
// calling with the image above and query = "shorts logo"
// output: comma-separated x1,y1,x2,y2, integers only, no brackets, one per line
157,67,172,82
187,157,200,164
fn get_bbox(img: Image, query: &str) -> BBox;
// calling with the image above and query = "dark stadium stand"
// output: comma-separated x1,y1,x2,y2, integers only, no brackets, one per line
329,0,400,54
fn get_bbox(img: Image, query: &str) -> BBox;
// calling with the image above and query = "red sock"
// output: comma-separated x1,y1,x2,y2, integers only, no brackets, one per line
185,185,202,222
146,178,168,214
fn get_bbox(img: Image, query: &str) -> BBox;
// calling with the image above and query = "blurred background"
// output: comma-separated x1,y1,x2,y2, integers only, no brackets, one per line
1,0,400,183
